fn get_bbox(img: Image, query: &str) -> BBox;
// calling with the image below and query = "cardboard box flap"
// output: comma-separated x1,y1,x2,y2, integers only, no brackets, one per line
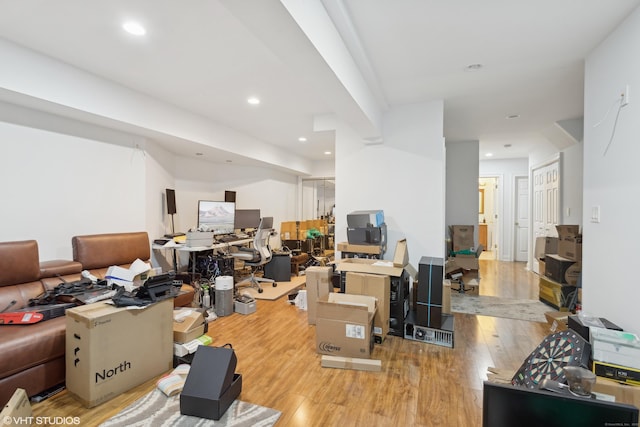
391,239,409,267
317,293,377,324
328,292,377,312
555,225,580,238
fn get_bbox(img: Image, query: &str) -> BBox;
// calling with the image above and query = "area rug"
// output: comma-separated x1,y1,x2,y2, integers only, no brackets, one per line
450,293,549,323
239,275,305,301
99,389,281,427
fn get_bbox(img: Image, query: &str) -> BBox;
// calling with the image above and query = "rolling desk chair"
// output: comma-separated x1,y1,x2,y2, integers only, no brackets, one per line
231,217,277,293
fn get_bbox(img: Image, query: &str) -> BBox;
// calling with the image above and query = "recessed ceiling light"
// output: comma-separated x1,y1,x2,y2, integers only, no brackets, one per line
506,114,520,119
504,144,512,148
298,137,307,142
195,152,203,156
324,151,332,155
464,63,483,72
485,153,494,157
122,21,146,36
226,160,232,163
247,97,260,105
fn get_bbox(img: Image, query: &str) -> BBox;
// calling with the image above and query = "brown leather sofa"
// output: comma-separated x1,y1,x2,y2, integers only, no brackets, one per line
0,240,82,406
0,232,195,406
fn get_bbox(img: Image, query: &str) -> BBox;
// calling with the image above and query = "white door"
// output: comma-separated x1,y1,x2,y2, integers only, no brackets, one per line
531,158,560,272
515,176,529,262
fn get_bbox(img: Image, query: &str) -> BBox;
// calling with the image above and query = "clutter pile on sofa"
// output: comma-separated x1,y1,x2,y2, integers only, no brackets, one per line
0,232,194,406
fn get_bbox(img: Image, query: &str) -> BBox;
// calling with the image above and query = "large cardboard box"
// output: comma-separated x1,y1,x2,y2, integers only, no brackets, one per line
66,299,173,407
544,254,578,284
450,225,474,252
306,266,334,325
316,293,377,359
345,272,390,343
336,239,408,277
556,225,582,261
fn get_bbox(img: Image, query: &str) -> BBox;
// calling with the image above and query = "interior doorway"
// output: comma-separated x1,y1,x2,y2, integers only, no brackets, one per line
479,177,499,260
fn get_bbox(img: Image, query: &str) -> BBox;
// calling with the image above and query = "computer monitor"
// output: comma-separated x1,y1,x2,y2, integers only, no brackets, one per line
234,209,261,230
197,200,235,235
482,381,639,427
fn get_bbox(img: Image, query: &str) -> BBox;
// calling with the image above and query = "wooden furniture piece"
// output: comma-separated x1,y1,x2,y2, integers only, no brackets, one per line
479,223,488,250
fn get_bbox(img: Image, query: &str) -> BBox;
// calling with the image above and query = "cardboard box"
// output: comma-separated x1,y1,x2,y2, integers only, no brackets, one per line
556,225,582,261
66,299,173,407
174,335,213,357
345,272,390,343
544,311,569,332
545,236,559,256
306,266,334,325
0,389,32,426
173,309,206,343
337,242,382,255
180,346,242,421
321,355,382,372
450,225,474,252
336,239,408,277
544,254,577,284
592,377,640,407
315,293,377,359
534,237,546,260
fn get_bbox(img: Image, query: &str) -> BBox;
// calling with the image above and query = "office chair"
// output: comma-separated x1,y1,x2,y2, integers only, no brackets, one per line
231,217,277,293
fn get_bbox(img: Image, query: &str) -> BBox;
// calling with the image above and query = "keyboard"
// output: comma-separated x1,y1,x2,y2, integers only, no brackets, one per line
217,235,240,243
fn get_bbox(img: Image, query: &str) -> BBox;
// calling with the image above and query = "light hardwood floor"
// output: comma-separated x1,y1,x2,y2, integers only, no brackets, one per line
31,259,549,426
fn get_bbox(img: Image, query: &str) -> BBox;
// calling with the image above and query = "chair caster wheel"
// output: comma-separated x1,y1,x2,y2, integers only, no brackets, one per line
258,288,264,293
273,283,277,287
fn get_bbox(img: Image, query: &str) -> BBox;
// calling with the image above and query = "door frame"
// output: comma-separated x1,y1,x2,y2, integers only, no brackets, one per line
479,174,503,260
513,174,529,265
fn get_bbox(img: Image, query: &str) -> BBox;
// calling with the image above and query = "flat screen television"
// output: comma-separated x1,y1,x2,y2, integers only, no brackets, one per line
197,200,235,235
482,381,639,427
234,209,261,230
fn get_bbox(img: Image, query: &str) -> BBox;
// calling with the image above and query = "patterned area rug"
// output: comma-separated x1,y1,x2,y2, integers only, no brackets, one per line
100,389,281,427
450,293,549,323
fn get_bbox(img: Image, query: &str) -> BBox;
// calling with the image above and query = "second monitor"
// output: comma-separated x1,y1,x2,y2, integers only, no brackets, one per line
234,209,261,230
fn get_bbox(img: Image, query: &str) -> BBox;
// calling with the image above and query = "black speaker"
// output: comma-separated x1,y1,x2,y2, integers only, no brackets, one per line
166,188,177,215
180,346,242,420
224,190,236,203
416,256,444,328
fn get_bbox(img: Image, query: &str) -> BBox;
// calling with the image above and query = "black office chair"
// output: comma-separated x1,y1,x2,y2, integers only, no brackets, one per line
231,217,277,293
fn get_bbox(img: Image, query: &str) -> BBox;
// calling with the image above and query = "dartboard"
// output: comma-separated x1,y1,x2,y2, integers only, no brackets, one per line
512,330,591,389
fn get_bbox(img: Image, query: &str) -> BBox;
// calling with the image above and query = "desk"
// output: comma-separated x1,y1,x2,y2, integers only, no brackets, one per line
153,238,252,278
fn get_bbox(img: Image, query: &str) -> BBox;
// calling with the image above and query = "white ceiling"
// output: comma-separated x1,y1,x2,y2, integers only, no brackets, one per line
0,0,638,164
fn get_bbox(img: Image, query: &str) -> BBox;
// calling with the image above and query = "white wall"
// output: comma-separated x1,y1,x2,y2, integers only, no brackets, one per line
560,142,584,226
0,106,300,266
446,140,479,252
335,100,445,268
0,120,146,260
583,6,640,333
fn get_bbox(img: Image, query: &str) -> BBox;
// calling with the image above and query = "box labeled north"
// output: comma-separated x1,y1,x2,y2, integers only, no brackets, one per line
65,299,173,407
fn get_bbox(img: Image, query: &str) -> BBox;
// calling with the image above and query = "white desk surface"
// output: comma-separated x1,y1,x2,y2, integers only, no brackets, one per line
152,238,252,252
